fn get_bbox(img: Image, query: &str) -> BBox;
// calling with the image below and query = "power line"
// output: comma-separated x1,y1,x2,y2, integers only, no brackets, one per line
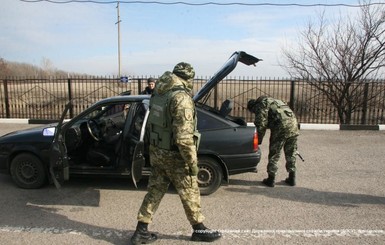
18,0,385,8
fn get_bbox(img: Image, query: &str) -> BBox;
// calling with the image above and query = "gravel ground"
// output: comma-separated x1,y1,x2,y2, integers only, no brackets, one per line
0,124,384,244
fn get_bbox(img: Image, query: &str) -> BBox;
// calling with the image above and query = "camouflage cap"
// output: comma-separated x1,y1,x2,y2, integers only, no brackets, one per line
247,95,268,111
256,95,268,104
173,62,195,80
247,99,257,111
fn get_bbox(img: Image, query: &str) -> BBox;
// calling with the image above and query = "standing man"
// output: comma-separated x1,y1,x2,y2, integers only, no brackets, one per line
247,96,299,187
141,77,156,94
131,62,221,244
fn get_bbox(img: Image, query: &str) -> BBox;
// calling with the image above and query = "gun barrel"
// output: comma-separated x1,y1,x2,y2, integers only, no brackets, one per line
296,151,305,162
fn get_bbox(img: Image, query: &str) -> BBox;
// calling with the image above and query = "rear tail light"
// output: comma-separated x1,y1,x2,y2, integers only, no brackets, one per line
253,129,259,152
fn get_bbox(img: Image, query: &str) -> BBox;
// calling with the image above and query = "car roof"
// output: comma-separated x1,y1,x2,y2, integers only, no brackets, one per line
93,94,150,105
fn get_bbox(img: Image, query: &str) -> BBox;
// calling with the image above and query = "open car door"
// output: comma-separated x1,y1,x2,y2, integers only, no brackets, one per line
131,140,145,188
124,101,150,188
49,101,71,188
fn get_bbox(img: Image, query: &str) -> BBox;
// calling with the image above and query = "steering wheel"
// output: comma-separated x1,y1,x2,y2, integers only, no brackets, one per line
87,119,102,141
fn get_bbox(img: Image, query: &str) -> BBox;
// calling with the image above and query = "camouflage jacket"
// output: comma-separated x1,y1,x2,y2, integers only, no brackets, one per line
148,71,198,167
253,97,299,140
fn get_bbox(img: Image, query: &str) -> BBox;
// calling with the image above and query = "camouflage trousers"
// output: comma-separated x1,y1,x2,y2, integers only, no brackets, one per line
137,146,205,225
267,132,298,176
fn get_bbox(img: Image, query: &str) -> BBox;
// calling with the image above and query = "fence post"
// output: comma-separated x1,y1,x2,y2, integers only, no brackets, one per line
67,78,74,118
290,80,295,110
3,79,10,118
361,82,369,125
214,84,218,109
138,79,142,94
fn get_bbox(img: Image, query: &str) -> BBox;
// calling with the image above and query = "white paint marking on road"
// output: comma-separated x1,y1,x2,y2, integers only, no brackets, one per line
1,226,384,239
220,229,385,239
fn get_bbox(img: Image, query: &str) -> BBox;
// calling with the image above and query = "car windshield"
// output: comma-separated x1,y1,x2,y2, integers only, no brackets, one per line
84,104,128,120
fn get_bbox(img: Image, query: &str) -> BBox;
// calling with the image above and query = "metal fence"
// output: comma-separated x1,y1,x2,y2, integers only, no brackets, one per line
1,76,384,125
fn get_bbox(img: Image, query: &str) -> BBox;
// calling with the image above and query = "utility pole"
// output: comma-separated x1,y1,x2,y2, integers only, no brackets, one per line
116,1,121,78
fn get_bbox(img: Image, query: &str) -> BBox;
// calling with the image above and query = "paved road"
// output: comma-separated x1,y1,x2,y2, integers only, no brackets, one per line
0,124,384,244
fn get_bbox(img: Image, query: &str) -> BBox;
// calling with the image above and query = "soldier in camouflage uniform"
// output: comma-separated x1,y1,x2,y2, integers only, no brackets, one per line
131,62,221,244
247,96,299,187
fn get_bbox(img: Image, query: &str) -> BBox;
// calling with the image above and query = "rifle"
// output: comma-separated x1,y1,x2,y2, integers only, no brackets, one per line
296,151,305,162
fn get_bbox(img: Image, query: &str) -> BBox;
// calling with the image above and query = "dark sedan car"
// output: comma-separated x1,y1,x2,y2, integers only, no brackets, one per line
0,51,261,195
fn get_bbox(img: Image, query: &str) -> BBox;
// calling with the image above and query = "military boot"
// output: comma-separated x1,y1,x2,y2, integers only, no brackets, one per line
285,172,296,186
131,221,157,245
262,174,275,187
191,223,222,242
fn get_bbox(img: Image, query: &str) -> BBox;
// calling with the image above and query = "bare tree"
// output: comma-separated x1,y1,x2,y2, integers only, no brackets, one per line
0,57,10,77
282,1,385,124
40,57,56,77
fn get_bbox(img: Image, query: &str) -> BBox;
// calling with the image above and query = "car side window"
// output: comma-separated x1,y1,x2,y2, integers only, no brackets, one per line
197,110,228,130
131,103,147,138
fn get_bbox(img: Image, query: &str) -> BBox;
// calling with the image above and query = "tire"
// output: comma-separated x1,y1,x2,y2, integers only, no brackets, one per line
197,157,223,196
10,153,47,189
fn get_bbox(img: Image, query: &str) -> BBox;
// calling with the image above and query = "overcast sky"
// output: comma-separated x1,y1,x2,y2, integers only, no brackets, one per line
1,0,362,78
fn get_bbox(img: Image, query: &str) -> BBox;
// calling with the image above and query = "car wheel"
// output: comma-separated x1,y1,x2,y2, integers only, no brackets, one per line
10,153,47,189
197,157,223,196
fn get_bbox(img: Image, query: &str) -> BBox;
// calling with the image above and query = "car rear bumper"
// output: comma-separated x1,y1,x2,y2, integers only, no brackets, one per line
221,148,261,175
0,155,9,174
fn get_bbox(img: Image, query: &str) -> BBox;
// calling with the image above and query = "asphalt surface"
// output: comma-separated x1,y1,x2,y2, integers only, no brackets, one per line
0,123,384,245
